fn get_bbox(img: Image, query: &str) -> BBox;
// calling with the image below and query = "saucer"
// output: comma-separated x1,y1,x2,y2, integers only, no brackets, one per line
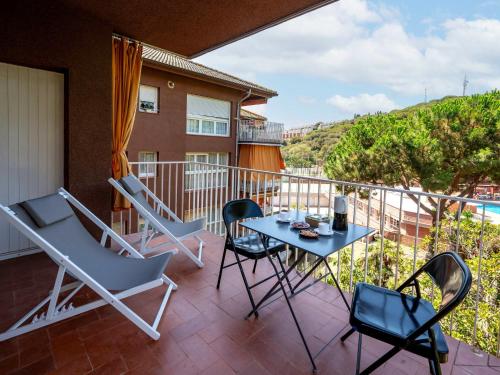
314,228,346,236
314,228,334,236
276,217,292,223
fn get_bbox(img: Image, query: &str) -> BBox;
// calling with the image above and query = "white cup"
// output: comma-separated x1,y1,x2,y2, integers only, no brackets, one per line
317,222,329,235
279,210,290,221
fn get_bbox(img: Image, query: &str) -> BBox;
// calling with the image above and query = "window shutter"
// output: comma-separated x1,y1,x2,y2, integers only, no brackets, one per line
187,95,230,120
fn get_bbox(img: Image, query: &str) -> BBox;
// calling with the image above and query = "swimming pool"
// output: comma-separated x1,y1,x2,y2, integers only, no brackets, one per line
476,204,500,215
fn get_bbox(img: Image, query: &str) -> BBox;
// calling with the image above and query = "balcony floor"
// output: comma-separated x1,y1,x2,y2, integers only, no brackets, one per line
0,231,497,375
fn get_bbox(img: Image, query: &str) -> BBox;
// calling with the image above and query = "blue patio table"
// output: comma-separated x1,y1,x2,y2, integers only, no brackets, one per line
239,211,374,372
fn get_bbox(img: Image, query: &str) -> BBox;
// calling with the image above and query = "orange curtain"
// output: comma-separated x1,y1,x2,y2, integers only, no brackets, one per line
112,38,143,210
238,144,285,204
238,144,285,174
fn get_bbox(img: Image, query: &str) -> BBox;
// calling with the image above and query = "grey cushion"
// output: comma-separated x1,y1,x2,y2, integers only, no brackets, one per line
21,193,75,228
120,175,144,195
232,234,286,259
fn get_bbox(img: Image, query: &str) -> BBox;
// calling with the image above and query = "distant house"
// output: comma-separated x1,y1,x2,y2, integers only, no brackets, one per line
283,126,313,140
240,108,267,126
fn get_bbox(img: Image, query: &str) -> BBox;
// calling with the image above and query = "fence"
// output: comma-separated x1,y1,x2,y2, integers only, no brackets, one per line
111,161,500,356
238,120,284,144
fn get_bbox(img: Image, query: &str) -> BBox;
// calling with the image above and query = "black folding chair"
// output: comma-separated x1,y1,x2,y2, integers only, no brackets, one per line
217,199,289,317
341,252,472,375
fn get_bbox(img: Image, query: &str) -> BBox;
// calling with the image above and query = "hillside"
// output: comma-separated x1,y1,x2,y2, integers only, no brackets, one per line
282,95,460,168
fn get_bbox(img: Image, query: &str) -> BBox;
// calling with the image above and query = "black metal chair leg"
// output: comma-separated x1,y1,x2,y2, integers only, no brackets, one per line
356,333,363,375
234,252,259,318
216,247,228,289
252,259,257,273
428,329,442,375
323,259,351,311
246,251,306,319
265,252,317,373
341,327,355,342
433,359,442,375
359,346,401,375
428,359,436,375
277,252,293,293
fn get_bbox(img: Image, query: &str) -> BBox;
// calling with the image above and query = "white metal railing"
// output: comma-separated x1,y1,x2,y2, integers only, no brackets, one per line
286,166,326,178
238,120,284,144
112,161,500,356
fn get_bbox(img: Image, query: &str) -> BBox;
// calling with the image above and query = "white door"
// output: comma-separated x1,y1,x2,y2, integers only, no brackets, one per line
0,63,64,259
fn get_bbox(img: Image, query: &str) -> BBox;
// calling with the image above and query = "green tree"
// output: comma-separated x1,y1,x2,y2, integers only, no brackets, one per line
282,143,317,168
324,91,500,225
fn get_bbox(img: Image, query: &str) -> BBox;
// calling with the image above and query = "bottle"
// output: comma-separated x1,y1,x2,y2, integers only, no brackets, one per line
332,195,348,231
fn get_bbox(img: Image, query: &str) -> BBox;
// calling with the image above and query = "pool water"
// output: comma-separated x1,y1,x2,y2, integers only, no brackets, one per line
477,204,500,215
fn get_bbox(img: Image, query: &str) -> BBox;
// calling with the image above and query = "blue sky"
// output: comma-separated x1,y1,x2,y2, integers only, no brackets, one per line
196,0,500,128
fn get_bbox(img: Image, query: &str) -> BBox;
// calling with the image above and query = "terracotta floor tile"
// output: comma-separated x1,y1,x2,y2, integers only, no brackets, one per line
149,334,187,368
17,330,49,352
47,354,92,375
51,331,87,368
18,343,52,368
452,365,499,375
162,357,200,375
76,314,124,340
198,320,229,344
238,360,272,375
88,357,127,375
156,310,185,334
209,335,254,372
0,339,18,361
313,316,349,344
123,361,164,375
200,359,235,375
170,295,202,321
489,355,500,367
455,342,489,366
47,311,99,339
169,313,211,342
0,354,19,374
178,334,220,371
116,332,160,371
83,331,121,369
244,336,306,375
9,355,55,375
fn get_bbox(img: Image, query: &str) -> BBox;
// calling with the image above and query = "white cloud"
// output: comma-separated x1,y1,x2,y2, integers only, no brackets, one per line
326,93,399,115
195,0,500,97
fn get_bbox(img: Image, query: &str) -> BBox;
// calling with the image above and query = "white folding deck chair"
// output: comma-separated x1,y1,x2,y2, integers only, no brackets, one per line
108,174,205,268
0,189,178,341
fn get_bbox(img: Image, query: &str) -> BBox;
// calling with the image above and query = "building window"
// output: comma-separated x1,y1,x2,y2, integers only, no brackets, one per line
138,151,157,177
186,95,230,136
185,152,228,190
139,85,159,113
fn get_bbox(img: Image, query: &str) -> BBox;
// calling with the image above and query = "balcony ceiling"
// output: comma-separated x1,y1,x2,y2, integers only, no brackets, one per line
58,0,337,58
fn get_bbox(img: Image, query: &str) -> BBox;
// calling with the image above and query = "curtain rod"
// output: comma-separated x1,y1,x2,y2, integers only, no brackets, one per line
112,33,144,46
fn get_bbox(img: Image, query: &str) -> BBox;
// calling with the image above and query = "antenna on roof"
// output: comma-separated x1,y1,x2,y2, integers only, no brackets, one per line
462,73,469,96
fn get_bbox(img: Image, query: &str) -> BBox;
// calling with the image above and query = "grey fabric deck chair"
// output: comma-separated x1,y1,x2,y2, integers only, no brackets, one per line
0,189,177,342
109,174,205,267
